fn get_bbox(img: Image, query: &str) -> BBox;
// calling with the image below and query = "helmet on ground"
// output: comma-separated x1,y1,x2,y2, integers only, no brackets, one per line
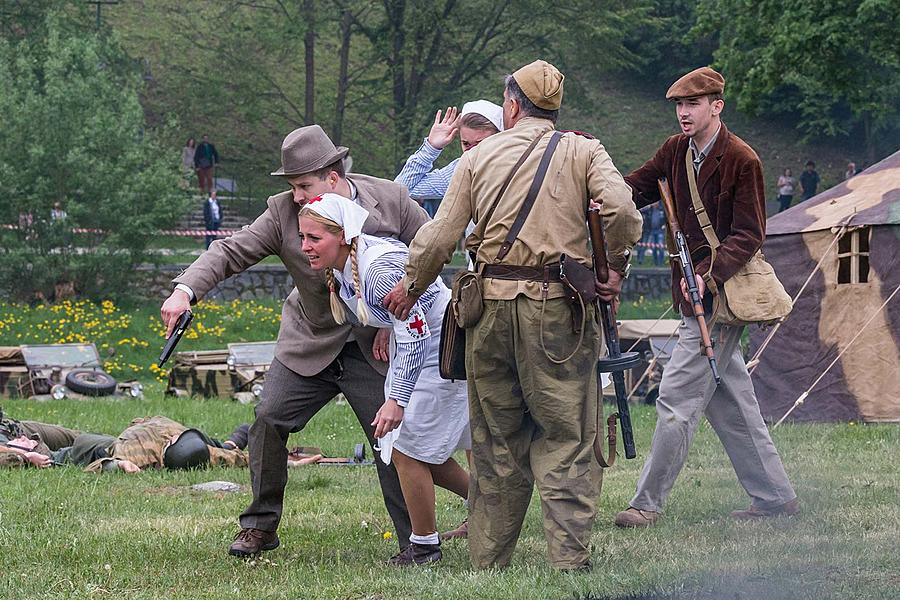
163,429,210,470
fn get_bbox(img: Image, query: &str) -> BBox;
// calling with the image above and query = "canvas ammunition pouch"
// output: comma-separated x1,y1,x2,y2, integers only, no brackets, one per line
684,150,793,327
450,269,484,329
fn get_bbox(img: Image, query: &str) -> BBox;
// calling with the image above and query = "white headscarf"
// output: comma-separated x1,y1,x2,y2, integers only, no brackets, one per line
461,99,504,132
303,193,369,242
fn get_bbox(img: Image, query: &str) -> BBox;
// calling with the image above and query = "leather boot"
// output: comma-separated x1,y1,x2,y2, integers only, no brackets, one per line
228,528,280,557
730,498,800,520
614,507,660,528
388,541,442,566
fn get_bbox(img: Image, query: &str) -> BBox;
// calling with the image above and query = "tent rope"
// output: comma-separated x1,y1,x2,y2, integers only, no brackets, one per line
773,281,900,427
747,216,854,373
625,304,674,353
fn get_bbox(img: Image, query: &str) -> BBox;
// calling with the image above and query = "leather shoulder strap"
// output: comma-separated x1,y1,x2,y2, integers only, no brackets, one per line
685,149,720,294
474,132,546,241
495,131,562,262
685,149,720,251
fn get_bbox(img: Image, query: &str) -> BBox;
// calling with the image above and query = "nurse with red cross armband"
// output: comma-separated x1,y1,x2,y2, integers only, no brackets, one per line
298,193,470,566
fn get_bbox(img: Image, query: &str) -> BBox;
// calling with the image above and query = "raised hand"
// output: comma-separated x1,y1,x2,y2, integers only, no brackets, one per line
427,107,461,150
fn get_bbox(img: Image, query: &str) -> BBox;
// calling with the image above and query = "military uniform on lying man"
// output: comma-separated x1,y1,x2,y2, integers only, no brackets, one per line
0,414,250,472
0,410,81,468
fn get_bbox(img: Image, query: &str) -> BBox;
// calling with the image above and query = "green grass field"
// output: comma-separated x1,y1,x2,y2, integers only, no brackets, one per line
1,299,897,599
2,394,897,599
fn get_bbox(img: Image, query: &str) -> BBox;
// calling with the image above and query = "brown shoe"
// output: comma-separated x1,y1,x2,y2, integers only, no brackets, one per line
228,528,280,557
614,507,660,528
730,498,800,520
387,541,442,566
440,519,468,541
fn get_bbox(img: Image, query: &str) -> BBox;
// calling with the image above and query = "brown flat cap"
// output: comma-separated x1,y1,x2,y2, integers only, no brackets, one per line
666,66,725,100
271,125,349,176
513,60,564,110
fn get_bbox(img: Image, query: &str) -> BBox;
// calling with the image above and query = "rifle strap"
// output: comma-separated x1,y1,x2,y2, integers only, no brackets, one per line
495,131,563,262
593,396,619,468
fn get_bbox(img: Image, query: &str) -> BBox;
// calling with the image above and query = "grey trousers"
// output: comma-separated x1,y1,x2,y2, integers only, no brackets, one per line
238,343,411,548
631,318,796,513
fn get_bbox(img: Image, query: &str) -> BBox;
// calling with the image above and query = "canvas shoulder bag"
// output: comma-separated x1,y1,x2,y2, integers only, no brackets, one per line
684,149,793,326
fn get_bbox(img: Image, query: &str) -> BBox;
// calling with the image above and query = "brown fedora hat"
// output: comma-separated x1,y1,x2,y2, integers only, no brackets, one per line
271,125,349,176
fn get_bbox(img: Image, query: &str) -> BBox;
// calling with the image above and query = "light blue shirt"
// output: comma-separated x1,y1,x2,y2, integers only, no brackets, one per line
394,139,459,200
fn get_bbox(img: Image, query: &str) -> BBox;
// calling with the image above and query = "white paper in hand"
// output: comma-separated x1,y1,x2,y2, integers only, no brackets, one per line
374,424,402,465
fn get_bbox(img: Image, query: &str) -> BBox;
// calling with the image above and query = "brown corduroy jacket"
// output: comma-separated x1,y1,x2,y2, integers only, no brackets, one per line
624,124,767,315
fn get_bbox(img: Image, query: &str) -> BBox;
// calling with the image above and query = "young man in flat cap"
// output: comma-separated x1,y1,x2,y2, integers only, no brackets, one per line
385,59,642,570
610,66,798,528
160,124,429,557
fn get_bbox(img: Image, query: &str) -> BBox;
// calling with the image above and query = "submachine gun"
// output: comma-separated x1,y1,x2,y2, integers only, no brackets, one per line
588,207,639,465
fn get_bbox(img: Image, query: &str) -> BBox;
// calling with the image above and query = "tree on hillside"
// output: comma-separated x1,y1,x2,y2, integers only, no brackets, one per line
0,11,186,302
696,0,900,162
112,0,655,181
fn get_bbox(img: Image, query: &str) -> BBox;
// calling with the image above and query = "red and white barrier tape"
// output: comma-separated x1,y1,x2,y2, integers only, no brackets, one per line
2,223,241,237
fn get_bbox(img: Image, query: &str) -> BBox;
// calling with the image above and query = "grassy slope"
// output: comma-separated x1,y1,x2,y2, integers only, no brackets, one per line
564,75,863,199
1,394,897,600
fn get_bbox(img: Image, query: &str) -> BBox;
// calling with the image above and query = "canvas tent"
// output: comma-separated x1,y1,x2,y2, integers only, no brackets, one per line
750,150,900,423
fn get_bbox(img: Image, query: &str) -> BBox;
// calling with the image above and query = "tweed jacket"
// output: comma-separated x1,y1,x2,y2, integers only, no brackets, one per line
624,124,766,315
173,174,430,376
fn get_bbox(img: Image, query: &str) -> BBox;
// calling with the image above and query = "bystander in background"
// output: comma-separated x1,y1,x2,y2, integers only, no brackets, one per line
181,137,196,189
776,168,797,212
800,160,820,201
203,190,221,249
194,134,220,196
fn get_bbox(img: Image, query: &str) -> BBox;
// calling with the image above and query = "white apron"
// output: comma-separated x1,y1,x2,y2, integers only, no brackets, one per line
335,236,470,465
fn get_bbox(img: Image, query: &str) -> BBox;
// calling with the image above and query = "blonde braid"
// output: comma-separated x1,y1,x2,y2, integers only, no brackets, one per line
350,238,370,326
325,268,346,325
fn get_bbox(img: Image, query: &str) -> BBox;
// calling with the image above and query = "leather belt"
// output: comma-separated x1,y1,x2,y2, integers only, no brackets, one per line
481,263,562,282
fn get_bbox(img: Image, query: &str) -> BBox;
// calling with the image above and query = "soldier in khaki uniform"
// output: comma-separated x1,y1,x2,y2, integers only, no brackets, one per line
0,412,81,468
385,60,642,570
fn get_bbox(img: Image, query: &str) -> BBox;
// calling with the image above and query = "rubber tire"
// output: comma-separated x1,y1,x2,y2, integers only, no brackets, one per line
65,369,118,396
353,443,366,463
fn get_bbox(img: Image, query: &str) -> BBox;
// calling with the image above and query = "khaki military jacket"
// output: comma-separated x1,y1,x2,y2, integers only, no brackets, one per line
84,416,248,472
173,174,429,376
403,117,642,299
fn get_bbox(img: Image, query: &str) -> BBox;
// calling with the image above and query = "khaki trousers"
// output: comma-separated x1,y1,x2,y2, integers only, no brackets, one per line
467,297,603,570
18,421,81,450
631,318,796,513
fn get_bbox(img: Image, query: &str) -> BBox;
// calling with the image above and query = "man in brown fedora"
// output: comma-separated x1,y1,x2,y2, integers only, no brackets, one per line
384,59,642,570
160,124,428,557
609,66,798,529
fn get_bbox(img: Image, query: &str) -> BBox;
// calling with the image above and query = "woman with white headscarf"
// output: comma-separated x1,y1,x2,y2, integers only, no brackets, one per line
395,100,503,217
298,193,470,567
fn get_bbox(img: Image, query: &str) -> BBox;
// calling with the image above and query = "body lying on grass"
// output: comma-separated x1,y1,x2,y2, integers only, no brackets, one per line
0,414,323,472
